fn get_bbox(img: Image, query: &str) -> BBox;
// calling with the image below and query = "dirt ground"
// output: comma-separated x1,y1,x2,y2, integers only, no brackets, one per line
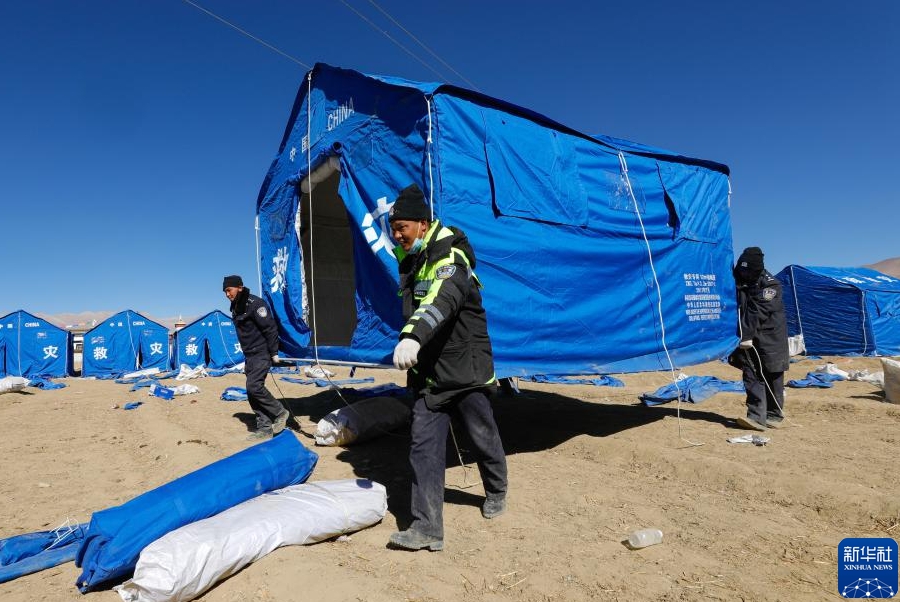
1,355,898,602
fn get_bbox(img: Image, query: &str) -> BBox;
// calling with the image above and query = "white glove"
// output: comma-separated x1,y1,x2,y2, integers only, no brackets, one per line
393,339,421,370
271,354,280,364
739,340,753,349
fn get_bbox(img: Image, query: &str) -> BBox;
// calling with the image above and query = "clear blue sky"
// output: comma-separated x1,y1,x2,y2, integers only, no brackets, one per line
1,1,897,324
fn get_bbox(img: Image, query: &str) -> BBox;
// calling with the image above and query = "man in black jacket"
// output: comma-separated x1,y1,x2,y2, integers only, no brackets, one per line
223,275,289,440
730,248,790,431
386,184,508,552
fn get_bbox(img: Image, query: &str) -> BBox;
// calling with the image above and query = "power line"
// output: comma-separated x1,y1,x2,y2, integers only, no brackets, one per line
365,0,480,92
181,0,311,69
336,0,449,83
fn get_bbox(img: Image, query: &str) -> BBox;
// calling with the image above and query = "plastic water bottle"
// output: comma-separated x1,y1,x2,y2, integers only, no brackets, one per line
627,528,663,549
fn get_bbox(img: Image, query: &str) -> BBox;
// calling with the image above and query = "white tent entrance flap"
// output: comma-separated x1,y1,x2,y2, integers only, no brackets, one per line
299,168,356,347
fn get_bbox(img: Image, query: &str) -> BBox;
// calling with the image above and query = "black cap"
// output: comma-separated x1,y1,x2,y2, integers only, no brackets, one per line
222,275,243,290
388,183,430,222
736,247,765,272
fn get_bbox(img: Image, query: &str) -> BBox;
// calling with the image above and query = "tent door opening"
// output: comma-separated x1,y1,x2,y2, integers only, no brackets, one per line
298,170,357,346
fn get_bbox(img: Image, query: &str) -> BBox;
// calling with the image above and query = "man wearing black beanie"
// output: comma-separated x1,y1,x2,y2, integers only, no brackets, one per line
730,247,789,431
386,183,508,552
223,275,289,440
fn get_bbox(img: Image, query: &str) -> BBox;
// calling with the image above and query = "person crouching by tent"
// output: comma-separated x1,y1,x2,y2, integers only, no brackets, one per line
222,275,289,440
386,183,508,552
729,247,789,431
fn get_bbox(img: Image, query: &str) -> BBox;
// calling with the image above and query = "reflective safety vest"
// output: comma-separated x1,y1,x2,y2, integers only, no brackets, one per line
396,220,496,408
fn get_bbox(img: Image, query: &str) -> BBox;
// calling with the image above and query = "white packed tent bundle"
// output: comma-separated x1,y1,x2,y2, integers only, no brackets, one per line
315,396,411,446
0,376,29,394
116,478,387,602
883,358,900,403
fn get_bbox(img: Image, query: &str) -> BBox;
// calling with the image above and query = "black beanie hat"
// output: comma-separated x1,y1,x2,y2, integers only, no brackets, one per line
737,247,765,272
222,275,243,290
389,183,430,222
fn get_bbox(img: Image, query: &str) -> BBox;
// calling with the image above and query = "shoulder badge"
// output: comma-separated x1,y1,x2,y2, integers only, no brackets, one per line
434,264,456,280
436,265,457,280
762,287,777,301
257,306,268,318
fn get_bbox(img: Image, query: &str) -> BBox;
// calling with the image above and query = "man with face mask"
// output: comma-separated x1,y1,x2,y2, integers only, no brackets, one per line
730,247,790,431
386,183,508,552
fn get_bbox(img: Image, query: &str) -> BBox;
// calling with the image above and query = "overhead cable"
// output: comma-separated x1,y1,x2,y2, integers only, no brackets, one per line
337,0,450,83
364,0,481,91
181,0,311,69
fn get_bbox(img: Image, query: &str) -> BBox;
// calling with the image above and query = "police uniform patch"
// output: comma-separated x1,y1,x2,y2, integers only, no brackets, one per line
257,306,268,318
436,265,457,280
414,281,431,297
762,287,776,301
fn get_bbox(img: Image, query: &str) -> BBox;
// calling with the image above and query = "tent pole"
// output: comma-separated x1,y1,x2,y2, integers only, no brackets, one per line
279,357,389,369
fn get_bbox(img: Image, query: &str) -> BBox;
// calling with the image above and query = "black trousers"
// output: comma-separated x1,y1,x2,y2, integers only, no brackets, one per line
244,352,283,429
742,362,785,424
408,389,508,539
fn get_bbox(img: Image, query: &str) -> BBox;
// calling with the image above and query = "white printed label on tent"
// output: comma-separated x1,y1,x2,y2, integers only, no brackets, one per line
682,272,723,322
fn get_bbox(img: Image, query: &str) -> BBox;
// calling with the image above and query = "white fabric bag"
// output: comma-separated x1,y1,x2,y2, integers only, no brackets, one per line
882,358,900,403
115,479,387,602
0,376,29,394
315,396,411,446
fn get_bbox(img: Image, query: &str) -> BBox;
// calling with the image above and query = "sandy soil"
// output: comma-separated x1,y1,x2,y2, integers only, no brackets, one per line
1,355,898,602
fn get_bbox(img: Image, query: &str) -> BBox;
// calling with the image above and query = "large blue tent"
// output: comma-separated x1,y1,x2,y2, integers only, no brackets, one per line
255,64,737,376
173,310,244,369
81,310,170,377
0,310,71,378
776,265,900,356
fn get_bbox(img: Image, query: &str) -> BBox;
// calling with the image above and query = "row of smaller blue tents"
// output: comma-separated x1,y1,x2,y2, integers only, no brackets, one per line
0,309,243,379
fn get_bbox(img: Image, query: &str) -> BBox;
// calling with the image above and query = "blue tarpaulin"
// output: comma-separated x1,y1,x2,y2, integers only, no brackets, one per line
81,310,170,378
74,431,318,592
641,376,745,406
28,377,66,390
777,265,900,356
787,372,846,388
531,374,624,387
173,310,244,370
221,386,247,401
255,64,737,377
0,310,72,378
0,524,86,584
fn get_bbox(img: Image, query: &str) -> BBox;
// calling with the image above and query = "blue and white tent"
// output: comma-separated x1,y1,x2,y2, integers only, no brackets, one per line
776,265,900,356
255,64,737,376
0,310,71,378
81,310,170,377
173,310,244,369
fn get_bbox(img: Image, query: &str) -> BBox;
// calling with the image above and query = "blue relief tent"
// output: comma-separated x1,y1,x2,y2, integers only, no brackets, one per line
81,310,170,377
254,64,737,376
0,310,71,378
776,265,900,356
173,310,244,369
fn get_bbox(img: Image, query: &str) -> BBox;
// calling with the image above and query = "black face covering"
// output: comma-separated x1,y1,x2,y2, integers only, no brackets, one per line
735,266,762,284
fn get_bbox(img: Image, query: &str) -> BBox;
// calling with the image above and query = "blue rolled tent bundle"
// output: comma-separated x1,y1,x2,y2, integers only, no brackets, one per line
74,431,318,592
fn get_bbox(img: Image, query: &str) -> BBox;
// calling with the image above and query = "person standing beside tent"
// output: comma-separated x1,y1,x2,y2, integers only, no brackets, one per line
223,275,289,440
730,247,790,431
387,183,508,552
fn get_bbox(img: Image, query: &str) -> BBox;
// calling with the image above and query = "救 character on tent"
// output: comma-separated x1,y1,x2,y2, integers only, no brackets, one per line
223,275,290,440
729,247,789,431
386,183,508,552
